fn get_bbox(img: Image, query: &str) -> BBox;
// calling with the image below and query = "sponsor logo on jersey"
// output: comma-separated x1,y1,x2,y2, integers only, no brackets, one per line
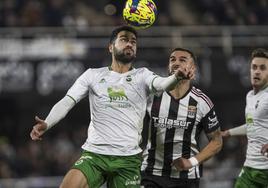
187,105,197,118
208,111,219,129
107,87,128,102
152,117,191,129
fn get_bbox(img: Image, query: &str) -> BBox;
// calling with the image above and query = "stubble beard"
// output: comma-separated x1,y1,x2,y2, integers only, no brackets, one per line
114,47,136,64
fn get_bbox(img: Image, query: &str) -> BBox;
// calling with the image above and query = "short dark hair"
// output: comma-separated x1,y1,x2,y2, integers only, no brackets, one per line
251,48,268,60
109,25,138,44
171,47,197,63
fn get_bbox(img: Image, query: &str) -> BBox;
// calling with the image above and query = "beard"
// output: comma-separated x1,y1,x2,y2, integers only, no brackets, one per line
113,47,136,64
168,69,175,76
168,68,176,76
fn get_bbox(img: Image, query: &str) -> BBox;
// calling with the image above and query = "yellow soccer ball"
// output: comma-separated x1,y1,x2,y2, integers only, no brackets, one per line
123,0,157,29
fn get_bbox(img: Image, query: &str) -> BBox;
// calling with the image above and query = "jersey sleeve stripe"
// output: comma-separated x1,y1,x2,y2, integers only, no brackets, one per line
191,88,214,109
66,94,77,104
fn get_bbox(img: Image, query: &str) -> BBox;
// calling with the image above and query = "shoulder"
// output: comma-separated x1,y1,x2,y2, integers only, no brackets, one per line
263,87,268,95
129,67,157,80
82,67,109,76
85,67,108,73
132,67,154,74
246,90,254,98
190,86,214,109
76,67,109,84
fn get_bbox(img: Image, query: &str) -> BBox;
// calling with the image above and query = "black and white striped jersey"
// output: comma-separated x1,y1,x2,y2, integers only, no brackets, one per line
141,86,220,179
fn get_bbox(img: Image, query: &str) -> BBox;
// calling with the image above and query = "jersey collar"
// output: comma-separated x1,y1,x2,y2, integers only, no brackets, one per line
108,65,134,71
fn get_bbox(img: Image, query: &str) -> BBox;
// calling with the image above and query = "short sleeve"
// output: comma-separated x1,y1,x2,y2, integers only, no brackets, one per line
201,107,220,133
67,69,93,103
141,68,159,93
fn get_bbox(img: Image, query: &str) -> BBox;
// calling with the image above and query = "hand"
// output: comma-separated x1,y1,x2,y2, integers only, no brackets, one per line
174,65,194,81
171,157,192,171
261,144,268,157
221,130,231,137
30,116,48,141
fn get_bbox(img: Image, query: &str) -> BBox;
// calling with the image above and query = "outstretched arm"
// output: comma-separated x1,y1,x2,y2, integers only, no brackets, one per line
30,95,76,141
172,128,222,171
152,65,194,92
221,124,247,137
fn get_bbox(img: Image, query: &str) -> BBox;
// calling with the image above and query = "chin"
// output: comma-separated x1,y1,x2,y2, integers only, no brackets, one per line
252,83,258,88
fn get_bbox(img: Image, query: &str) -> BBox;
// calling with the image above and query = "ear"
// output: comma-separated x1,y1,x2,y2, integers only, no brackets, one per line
109,43,113,53
191,64,197,80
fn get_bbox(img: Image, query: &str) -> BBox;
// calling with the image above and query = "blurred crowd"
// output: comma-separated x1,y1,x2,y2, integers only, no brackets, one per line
0,0,267,27
0,125,87,178
196,0,268,25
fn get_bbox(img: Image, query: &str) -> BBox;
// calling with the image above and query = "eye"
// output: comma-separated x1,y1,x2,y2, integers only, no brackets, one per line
179,58,186,62
120,38,127,42
130,40,136,45
251,64,257,70
260,65,267,71
169,58,176,63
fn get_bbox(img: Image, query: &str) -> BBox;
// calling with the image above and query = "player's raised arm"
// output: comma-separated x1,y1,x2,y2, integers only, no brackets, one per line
221,124,247,137
30,95,76,141
152,62,194,92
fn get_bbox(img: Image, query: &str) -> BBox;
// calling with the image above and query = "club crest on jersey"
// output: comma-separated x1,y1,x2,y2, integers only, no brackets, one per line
107,86,128,102
187,105,197,118
246,113,253,126
99,78,106,83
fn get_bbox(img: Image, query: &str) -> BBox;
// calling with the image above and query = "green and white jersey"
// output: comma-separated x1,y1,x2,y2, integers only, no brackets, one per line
245,86,268,169
67,67,157,156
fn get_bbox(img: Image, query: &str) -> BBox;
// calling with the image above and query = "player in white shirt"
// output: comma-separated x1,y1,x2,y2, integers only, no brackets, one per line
30,26,193,188
141,48,223,188
222,48,268,188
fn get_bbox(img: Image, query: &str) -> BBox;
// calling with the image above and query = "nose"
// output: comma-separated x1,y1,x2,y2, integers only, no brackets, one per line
126,41,134,47
171,60,182,67
173,64,180,69
254,68,261,74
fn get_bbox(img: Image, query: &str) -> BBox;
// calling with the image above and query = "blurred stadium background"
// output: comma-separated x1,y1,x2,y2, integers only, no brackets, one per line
0,0,267,187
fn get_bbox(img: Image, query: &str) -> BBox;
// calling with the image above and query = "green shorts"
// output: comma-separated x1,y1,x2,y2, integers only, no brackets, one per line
235,166,268,188
72,150,142,188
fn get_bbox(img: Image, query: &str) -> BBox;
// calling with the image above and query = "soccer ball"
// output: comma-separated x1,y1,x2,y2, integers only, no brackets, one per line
123,0,157,29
